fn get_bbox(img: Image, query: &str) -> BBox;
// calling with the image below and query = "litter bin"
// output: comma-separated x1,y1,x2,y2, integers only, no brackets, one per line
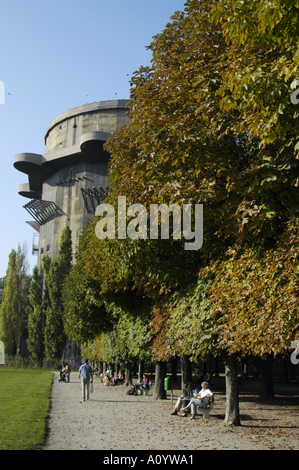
164,377,172,391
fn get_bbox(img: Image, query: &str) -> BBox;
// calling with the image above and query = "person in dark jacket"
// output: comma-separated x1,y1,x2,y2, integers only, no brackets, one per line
171,383,192,416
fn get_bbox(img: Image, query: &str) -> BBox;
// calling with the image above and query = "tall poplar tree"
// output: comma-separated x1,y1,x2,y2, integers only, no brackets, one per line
27,266,45,365
43,226,72,361
0,244,31,356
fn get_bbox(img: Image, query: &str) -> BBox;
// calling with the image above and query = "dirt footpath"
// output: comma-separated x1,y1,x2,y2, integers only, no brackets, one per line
42,372,299,451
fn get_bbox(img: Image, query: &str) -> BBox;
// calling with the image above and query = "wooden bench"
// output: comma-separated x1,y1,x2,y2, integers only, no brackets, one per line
195,396,214,419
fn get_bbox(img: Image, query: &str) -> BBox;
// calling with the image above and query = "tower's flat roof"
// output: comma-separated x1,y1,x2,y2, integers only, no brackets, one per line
44,99,129,143
14,99,130,199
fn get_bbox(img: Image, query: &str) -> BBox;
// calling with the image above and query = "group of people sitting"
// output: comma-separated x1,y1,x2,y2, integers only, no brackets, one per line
99,368,125,386
95,363,213,419
171,380,213,420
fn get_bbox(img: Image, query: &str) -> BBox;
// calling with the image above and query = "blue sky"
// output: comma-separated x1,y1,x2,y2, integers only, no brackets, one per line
0,0,187,277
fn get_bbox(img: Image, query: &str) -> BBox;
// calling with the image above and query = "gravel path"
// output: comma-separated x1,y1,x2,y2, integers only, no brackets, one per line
42,372,299,451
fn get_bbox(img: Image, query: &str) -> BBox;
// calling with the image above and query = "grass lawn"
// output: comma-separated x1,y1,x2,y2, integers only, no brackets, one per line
0,369,54,450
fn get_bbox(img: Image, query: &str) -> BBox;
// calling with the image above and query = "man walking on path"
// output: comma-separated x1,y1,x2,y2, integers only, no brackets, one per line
78,359,93,402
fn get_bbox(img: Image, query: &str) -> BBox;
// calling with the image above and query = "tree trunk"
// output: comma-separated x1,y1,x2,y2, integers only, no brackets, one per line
283,358,289,383
224,354,241,426
16,338,22,357
253,356,260,378
138,358,144,382
291,362,297,381
153,361,167,399
171,356,178,384
125,362,133,386
241,357,248,378
260,354,274,401
214,356,219,377
180,354,192,389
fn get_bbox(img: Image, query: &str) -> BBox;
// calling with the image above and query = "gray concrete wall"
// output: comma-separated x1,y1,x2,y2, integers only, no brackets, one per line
38,161,109,266
45,100,129,152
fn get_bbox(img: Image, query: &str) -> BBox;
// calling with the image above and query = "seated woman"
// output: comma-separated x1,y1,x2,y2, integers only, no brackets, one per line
117,370,124,383
103,372,110,385
181,381,213,420
133,375,148,395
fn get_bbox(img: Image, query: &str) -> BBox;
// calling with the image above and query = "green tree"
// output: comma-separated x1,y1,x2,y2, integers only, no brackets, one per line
0,244,31,356
62,221,113,344
63,221,153,364
43,226,72,361
27,266,45,366
167,277,217,362
105,294,152,364
211,0,299,146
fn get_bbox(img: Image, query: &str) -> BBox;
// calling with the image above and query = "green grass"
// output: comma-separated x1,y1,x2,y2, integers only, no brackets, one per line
0,369,54,450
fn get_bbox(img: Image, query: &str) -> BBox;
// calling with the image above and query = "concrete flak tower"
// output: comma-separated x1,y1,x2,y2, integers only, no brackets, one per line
13,100,130,268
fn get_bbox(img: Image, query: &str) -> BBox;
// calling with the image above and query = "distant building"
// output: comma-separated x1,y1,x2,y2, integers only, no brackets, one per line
13,100,129,268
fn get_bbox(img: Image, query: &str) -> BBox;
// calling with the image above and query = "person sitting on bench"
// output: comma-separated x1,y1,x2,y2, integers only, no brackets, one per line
133,375,149,395
117,370,124,383
181,381,213,420
171,382,192,416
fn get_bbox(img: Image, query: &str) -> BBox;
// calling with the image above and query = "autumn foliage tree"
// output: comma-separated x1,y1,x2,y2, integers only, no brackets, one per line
62,0,299,421
205,218,299,358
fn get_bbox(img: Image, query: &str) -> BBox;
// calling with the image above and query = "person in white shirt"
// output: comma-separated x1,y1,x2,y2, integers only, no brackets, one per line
181,381,213,420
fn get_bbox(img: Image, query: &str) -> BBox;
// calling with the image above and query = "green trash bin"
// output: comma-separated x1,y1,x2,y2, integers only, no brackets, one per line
164,377,172,391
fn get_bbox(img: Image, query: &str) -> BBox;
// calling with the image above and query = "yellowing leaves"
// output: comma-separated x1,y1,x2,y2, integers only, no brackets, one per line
206,218,299,357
